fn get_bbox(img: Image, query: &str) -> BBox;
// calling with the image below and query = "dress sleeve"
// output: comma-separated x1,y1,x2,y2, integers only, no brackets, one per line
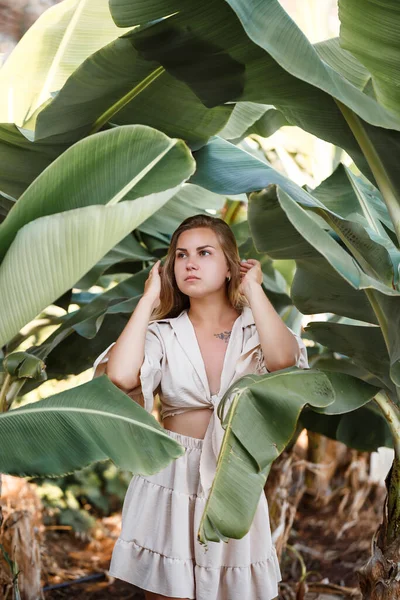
237,324,309,376
91,322,163,413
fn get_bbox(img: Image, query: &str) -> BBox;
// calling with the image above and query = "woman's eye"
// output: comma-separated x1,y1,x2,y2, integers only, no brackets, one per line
200,250,210,256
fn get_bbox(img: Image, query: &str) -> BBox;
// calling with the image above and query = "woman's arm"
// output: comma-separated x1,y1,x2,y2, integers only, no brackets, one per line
104,295,159,393
97,260,162,393
240,259,300,372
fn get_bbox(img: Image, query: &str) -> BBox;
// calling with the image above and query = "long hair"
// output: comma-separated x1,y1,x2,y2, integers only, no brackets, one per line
150,214,249,320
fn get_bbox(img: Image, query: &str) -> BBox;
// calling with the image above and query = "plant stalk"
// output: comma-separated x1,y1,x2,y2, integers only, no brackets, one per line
374,391,400,545
335,99,400,246
0,372,12,531
364,290,391,352
365,288,400,402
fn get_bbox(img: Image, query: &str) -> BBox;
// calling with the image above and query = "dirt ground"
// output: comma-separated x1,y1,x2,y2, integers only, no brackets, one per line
37,485,386,599
0,472,387,599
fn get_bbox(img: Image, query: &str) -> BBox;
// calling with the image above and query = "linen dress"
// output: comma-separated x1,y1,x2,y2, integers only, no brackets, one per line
93,305,309,599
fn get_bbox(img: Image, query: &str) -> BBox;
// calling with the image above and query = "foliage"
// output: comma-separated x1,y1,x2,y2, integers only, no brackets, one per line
0,0,400,547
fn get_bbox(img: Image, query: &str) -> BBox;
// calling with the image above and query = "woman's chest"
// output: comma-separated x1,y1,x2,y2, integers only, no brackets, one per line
157,322,252,405
194,329,232,395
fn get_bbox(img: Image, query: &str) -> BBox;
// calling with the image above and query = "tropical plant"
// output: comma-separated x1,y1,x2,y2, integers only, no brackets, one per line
0,1,400,596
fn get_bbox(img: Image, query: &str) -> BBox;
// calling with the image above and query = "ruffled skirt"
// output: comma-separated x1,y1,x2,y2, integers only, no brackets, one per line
109,429,282,599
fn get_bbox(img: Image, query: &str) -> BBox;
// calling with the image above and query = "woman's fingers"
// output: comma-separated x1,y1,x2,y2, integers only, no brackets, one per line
149,260,161,277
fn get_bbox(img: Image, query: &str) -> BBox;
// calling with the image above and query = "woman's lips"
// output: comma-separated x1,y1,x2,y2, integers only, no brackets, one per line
185,276,200,281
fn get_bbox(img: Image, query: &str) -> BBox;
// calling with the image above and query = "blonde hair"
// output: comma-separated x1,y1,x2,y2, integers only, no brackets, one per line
150,214,249,320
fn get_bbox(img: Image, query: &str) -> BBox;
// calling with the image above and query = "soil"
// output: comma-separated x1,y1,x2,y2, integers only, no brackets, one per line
1,475,387,599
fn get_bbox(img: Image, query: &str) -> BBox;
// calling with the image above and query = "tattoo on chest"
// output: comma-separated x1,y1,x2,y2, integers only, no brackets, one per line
214,330,232,343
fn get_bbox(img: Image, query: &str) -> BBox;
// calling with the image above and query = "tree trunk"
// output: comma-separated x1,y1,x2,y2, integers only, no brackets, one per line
1,510,44,600
357,457,400,599
0,476,44,600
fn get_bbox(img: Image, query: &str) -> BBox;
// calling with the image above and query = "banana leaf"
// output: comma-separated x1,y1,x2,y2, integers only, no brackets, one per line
31,36,232,149
0,375,184,477
339,0,400,117
0,125,195,346
198,367,379,545
0,0,130,127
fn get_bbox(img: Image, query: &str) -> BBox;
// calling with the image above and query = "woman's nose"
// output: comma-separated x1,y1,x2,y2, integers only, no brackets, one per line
186,258,199,270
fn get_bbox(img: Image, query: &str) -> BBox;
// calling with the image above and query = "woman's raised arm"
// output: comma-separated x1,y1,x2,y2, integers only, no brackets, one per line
95,260,162,393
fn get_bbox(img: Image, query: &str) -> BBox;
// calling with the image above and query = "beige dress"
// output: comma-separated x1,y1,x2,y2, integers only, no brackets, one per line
93,305,309,599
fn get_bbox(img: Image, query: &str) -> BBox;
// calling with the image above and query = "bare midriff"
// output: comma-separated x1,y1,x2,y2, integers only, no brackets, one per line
162,407,213,439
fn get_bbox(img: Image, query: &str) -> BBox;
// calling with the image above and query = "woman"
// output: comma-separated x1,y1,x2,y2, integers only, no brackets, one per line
93,214,309,600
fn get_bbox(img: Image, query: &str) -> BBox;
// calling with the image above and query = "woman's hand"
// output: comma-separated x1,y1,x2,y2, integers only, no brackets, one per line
238,258,263,298
143,260,162,308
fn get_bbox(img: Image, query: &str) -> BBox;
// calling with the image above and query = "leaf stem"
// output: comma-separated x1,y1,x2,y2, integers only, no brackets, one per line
89,66,165,135
197,391,241,547
364,289,390,351
365,289,400,401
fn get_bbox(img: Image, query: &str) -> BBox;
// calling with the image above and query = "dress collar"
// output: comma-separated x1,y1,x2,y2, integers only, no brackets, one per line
155,305,256,498
157,305,254,399
156,304,254,328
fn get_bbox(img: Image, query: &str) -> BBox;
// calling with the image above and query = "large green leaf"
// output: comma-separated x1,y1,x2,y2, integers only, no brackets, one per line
339,0,400,117
268,188,400,295
306,321,394,393
31,35,232,149
192,137,400,297
336,107,400,245
0,0,130,126
113,0,400,181
310,355,384,389
74,234,154,290
370,292,400,388
198,368,379,545
292,258,378,325
0,126,195,346
314,38,371,92
223,0,399,125
231,107,288,143
312,164,394,233
0,375,184,477
0,124,194,260
138,183,225,237
218,103,273,141
192,136,319,201
32,268,151,363
250,180,400,291
300,402,393,452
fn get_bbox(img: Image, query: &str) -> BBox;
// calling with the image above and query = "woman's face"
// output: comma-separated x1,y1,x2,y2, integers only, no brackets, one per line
174,227,230,298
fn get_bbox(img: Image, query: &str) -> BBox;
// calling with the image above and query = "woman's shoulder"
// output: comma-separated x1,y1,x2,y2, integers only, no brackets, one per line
147,309,187,333
148,305,255,333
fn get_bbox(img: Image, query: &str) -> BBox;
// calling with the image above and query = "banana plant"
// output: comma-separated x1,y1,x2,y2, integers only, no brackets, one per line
198,368,380,545
186,129,400,597
1,1,400,592
0,124,195,346
0,123,196,477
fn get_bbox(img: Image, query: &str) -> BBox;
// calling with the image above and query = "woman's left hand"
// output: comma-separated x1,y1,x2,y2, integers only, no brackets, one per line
238,258,263,296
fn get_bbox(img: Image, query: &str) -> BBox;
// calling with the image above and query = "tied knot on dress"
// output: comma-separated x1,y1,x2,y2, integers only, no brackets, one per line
199,391,230,498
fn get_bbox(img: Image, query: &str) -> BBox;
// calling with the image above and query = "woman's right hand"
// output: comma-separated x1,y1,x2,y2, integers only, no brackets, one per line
143,259,162,308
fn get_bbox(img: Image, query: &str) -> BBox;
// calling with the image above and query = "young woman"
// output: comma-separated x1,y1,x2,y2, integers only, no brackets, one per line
93,214,308,600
